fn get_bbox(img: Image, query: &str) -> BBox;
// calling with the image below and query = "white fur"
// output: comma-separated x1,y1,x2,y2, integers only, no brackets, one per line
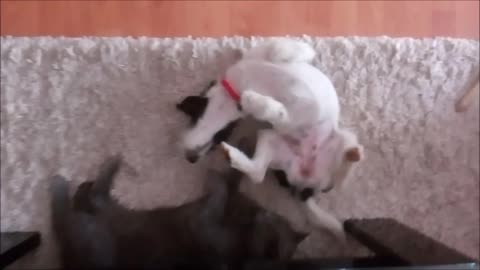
183,38,364,240
306,198,346,242
182,83,244,152
242,38,316,63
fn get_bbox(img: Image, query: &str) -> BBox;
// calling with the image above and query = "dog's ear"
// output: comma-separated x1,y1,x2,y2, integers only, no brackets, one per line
176,96,208,123
344,145,363,162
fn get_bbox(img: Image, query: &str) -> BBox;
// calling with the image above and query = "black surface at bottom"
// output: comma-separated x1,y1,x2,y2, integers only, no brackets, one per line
344,218,477,266
0,232,41,269
244,256,402,270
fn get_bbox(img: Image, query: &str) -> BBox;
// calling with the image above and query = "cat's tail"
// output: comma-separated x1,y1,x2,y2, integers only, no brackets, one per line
50,175,71,240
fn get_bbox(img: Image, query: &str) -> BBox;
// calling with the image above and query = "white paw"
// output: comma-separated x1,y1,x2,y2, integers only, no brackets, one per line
241,90,268,115
248,170,265,184
241,91,288,125
220,142,250,171
270,103,289,125
220,142,264,183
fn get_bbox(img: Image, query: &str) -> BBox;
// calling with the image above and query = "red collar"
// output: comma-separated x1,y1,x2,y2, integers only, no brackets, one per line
221,79,240,102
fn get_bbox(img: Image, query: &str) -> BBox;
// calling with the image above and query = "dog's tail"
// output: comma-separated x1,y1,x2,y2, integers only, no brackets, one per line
50,175,71,241
305,198,347,243
244,38,316,64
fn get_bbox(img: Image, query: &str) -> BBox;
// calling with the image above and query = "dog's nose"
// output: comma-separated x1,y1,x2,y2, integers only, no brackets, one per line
185,151,199,163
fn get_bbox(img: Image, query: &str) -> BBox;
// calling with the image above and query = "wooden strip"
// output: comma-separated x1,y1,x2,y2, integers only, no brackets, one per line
1,1,478,38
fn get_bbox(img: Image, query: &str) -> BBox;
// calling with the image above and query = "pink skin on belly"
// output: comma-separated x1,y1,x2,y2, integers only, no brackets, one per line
281,134,318,179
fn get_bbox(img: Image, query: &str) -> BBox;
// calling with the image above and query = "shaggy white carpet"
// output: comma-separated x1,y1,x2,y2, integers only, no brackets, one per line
1,36,479,268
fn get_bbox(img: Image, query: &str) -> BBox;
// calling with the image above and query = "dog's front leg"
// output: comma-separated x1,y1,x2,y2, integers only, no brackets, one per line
241,90,289,128
221,130,276,183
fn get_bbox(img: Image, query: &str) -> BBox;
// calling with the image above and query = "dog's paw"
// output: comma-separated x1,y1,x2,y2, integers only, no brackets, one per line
220,142,263,182
220,142,233,162
241,91,267,115
271,104,289,125
241,91,288,125
220,142,248,170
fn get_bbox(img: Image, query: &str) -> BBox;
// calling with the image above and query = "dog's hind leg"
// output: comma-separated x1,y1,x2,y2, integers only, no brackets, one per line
221,130,277,183
240,90,290,129
304,198,346,243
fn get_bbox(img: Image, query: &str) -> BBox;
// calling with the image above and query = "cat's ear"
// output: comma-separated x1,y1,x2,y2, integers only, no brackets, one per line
176,96,208,123
73,181,95,213
294,231,309,243
92,155,122,197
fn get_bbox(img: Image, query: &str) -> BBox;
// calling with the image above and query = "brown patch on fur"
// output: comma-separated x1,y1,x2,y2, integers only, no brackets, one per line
345,147,361,162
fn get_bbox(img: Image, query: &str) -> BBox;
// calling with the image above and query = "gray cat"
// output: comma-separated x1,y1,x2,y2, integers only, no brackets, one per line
50,147,307,269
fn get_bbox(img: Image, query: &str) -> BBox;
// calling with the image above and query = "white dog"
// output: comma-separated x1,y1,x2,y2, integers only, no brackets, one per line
180,39,364,241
